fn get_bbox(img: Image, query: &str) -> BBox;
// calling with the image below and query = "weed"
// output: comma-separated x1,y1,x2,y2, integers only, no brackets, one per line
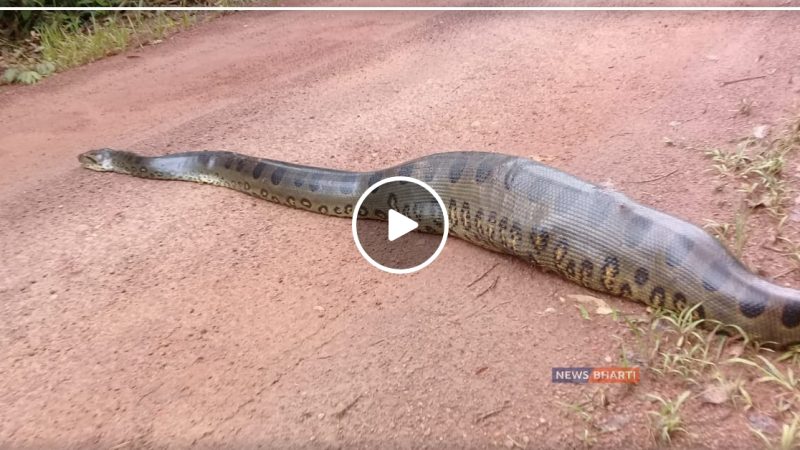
647,390,692,443
728,355,798,394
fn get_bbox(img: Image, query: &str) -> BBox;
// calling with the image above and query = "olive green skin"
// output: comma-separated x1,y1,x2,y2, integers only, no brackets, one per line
78,148,800,347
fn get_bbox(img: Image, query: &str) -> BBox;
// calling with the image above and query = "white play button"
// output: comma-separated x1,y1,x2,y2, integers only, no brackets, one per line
388,209,418,241
352,176,449,274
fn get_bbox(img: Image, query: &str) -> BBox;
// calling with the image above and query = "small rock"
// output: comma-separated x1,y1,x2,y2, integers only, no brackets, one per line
669,120,682,127
313,305,325,312
597,414,631,433
701,384,730,405
747,411,779,434
753,125,769,139
543,307,556,314
317,413,325,420
471,120,481,129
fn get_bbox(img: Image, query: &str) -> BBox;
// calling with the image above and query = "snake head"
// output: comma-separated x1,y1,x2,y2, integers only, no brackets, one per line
78,148,118,172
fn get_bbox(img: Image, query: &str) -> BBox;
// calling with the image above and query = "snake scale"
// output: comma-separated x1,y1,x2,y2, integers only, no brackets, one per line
78,148,800,347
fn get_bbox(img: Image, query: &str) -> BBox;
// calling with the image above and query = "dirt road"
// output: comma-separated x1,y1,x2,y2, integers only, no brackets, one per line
2,10,800,448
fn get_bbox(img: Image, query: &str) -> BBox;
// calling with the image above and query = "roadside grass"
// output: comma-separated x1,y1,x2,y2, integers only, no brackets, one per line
616,303,800,448
40,12,193,70
706,116,800,226
2,10,203,85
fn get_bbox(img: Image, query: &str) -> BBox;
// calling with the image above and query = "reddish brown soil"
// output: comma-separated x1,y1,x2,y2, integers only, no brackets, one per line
2,9,800,449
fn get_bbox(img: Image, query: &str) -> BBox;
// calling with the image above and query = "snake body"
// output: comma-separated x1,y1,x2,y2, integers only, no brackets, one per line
78,148,800,346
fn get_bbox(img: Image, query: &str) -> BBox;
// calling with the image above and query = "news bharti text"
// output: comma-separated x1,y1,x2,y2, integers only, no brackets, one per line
552,367,640,384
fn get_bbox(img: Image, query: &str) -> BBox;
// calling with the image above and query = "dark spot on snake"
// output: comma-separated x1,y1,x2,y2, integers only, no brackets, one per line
620,282,633,298
339,174,356,195
694,304,706,320
236,159,246,173
565,259,576,278
475,160,493,184
375,209,387,220
294,177,304,188
270,195,280,204
224,157,234,169
673,292,687,310
461,202,472,230
286,196,295,207
601,256,620,291
580,259,594,283
300,198,312,208
243,182,250,191
634,267,649,286
368,172,382,186
252,162,266,179
739,288,768,318
345,204,353,215
448,198,458,212
271,167,286,185
624,214,652,248
198,153,210,165
498,217,509,245
389,194,399,210
308,175,321,192
701,261,727,293
139,167,147,173
358,206,368,217
666,234,694,268
449,159,467,183
554,238,569,264
531,227,550,253
781,302,800,328
398,164,414,177
509,221,522,249
650,286,666,308
318,205,328,214
474,209,484,233
487,211,497,224
334,206,342,215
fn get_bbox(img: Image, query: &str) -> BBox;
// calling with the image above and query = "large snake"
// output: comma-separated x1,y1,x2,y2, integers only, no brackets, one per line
78,149,800,347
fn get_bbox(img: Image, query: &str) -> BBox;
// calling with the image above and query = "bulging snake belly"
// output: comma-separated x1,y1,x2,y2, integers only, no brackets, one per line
78,148,800,347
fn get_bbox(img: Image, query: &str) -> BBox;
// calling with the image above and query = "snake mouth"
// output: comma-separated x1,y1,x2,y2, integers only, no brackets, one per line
78,153,97,166
78,150,110,171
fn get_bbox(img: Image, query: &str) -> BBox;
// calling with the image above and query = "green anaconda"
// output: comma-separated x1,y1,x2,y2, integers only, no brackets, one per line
78,148,800,347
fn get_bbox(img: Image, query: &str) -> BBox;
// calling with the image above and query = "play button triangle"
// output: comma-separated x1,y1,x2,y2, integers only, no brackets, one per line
388,209,418,242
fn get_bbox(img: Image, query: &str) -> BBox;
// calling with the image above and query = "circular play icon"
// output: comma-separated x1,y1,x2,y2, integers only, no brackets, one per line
352,176,449,274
